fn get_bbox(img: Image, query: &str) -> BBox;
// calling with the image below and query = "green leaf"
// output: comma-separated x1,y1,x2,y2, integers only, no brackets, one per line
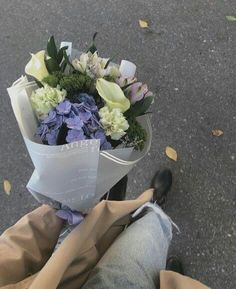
104,59,111,69
104,54,117,69
87,44,97,54
126,96,154,118
87,32,98,53
60,59,67,72
63,50,74,70
92,31,98,42
226,15,236,21
47,36,58,59
57,46,68,64
42,74,59,87
45,58,60,73
125,118,147,151
33,78,44,88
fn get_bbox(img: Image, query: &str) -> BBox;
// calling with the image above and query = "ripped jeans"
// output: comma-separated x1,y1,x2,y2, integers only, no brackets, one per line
82,204,173,289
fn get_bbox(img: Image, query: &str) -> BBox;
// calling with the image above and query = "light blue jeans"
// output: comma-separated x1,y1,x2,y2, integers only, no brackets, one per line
82,205,173,289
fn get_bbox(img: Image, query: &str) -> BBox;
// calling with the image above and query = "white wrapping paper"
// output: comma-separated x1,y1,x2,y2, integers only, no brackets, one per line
7,76,152,212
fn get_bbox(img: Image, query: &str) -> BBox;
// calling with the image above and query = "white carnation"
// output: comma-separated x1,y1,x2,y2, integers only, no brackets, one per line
99,106,129,140
30,85,66,116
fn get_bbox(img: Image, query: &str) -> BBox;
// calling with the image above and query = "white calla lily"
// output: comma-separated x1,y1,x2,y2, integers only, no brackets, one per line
96,78,130,113
25,50,49,81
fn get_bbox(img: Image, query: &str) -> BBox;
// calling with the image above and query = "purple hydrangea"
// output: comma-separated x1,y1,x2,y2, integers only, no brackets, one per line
36,93,112,150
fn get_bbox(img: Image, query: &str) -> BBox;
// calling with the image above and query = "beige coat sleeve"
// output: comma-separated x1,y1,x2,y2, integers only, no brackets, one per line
0,191,211,289
0,205,64,287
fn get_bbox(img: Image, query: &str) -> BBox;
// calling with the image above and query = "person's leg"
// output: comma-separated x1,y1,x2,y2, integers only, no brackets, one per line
82,207,172,289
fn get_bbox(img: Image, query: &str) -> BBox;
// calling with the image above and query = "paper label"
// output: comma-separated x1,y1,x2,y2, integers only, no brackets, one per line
60,41,72,56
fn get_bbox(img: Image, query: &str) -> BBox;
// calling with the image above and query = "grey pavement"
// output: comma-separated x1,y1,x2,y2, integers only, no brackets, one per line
0,1,235,288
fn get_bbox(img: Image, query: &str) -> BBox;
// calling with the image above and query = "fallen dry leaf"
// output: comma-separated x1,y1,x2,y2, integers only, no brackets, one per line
3,179,11,195
139,19,149,28
212,129,224,137
226,15,236,21
165,146,178,161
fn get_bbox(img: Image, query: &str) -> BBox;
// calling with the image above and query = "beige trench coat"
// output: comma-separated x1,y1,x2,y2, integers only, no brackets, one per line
0,189,209,289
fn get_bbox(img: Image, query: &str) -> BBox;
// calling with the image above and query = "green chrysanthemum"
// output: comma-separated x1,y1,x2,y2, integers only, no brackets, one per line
99,106,129,140
31,85,66,116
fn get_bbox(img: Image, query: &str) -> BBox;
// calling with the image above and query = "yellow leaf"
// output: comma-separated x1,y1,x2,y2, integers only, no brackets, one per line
3,179,11,195
165,146,178,161
139,19,149,28
212,129,224,137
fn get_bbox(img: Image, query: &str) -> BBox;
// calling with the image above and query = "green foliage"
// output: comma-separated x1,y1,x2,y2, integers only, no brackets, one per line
46,36,72,73
57,47,68,63
62,50,74,70
125,118,147,150
104,75,116,82
47,36,58,59
42,72,62,87
87,32,98,54
59,73,95,95
33,78,44,88
42,74,58,87
45,58,60,74
43,71,96,98
125,96,154,118
42,71,64,86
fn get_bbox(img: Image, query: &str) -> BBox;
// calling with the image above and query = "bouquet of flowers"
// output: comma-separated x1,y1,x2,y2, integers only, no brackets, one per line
7,35,153,212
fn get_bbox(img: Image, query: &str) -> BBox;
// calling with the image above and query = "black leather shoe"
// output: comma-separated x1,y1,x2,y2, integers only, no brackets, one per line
101,175,128,201
166,256,184,275
151,169,172,205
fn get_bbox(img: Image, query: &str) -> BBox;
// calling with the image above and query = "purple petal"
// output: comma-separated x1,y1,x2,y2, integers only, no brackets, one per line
79,111,92,122
56,209,84,225
65,116,83,130
83,125,91,137
91,129,112,150
66,129,86,143
46,129,58,145
54,115,64,130
101,141,112,150
56,100,72,115
128,82,149,104
80,93,96,107
36,124,49,139
145,91,153,98
93,130,106,142
42,110,57,124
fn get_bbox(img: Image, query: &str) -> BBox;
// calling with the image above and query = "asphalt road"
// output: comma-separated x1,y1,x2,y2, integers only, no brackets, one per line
0,1,235,288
